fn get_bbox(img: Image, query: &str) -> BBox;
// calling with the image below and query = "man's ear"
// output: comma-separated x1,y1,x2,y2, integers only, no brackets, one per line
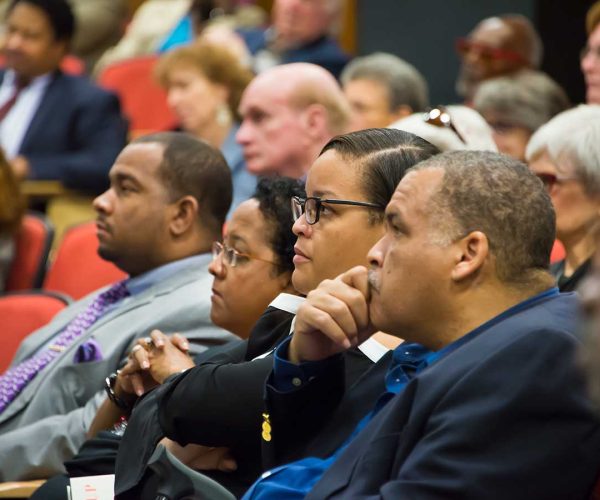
301,103,328,140
169,195,199,236
450,230,489,282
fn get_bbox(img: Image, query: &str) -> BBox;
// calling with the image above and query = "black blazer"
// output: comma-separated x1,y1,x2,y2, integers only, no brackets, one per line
0,69,128,193
264,292,600,500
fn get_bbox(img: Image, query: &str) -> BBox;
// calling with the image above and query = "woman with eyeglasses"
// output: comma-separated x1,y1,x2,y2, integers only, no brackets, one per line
526,105,600,291
30,176,304,500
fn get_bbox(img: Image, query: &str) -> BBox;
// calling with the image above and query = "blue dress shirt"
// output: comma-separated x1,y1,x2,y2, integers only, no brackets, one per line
243,287,560,499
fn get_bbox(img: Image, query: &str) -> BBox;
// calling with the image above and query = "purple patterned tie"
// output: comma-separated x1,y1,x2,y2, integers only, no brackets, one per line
0,281,129,414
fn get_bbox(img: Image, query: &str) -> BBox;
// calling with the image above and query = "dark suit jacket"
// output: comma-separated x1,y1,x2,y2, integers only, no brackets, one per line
239,29,350,79
264,292,600,500
0,69,128,193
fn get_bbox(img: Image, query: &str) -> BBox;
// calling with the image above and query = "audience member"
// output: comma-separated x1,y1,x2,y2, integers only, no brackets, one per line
110,128,439,499
0,132,237,481
237,62,350,178
473,70,570,161
526,106,600,291
0,0,128,192
93,0,191,75
456,14,542,102
583,1,600,104
156,41,256,215
239,0,350,78
341,52,429,131
245,150,600,499
391,104,497,152
0,148,24,291
0,0,128,71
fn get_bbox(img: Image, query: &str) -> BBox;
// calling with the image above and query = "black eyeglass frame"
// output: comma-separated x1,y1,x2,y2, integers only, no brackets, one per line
291,196,384,225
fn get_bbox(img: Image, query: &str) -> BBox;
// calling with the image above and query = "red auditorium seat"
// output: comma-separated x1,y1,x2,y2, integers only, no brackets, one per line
550,239,566,264
0,291,71,372
97,55,177,135
5,212,53,292
43,221,127,300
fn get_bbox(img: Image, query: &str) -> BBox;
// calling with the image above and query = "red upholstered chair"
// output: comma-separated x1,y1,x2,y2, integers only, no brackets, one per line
550,239,566,264
97,55,177,135
5,212,54,292
43,222,127,300
0,291,71,373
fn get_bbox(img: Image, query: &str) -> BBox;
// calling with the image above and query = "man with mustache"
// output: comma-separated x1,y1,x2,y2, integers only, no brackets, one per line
0,133,236,481
245,151,600,499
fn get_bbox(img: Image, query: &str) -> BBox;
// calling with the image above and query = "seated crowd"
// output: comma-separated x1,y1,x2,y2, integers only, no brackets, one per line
2,1,600,499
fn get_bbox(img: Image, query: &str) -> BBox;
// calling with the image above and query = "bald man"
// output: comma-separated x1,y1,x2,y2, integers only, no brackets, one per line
236,62,350,179
456,14,543,101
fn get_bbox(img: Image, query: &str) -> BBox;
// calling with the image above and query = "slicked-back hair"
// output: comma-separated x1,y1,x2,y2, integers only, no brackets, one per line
134,132,232,237
8,0,75,42
252,176,305,276
320,128,440,223
413,151,555,286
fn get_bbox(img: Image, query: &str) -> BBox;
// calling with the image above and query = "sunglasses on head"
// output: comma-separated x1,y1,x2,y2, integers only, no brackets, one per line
423,106,467,144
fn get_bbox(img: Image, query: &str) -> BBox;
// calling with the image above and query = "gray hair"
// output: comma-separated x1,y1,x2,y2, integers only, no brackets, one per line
548,121,600,196
473,70,570,132
412,150,555,287
341,52,429,113
389,105,497,152
525,104,600,161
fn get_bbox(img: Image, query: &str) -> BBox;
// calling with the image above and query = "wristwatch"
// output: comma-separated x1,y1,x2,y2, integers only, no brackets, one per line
104,372,132,411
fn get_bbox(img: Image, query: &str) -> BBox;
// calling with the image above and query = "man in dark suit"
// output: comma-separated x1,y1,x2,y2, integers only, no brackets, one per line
239,0,350,79
246,151,600,499
0,0,127,192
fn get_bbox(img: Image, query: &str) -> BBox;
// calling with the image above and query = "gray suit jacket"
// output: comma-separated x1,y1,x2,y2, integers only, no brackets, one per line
0,254,236,481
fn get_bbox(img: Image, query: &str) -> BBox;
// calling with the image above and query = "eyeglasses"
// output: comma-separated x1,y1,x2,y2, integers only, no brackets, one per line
211,241,277,268
423,106,467,144
455,37,528,64
291,196,384,225
535,172,578,191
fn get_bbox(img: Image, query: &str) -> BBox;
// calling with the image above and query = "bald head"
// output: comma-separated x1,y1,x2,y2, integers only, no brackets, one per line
236,63,350,178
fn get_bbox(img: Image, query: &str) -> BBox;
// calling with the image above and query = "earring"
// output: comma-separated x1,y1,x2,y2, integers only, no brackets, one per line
216,104,231,126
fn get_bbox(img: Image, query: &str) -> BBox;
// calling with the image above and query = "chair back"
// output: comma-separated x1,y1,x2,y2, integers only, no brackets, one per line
43,222,127,300
5,212,53,291
148,445,236,500
0,291,71,372
97,55,177,134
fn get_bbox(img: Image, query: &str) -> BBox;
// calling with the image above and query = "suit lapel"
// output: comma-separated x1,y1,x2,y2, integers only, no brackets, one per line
0,261,209,423
19,71,62,154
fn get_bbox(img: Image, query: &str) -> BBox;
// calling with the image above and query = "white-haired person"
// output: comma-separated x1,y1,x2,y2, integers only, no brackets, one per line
473,70,570,161
526,105,600,291
389,105,497,152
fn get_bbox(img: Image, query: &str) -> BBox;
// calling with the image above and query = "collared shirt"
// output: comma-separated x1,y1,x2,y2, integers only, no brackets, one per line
0,70,52,158
221,123,257,218
41,253,212,361
243,287,560,500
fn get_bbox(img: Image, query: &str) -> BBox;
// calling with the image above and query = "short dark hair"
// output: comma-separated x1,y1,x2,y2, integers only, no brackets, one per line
8,0,75,42
321,128,440,223
133,132,232,237
253,176,305,276
413,151,555,285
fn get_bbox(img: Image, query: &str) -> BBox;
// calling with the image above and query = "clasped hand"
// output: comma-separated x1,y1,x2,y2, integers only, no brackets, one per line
289,266,376,364
117,330,195,397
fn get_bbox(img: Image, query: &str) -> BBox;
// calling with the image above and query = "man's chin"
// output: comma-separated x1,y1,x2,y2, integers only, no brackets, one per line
97,246,117,263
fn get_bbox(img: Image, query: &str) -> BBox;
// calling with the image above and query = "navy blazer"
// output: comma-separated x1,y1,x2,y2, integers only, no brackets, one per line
0,70,128,193
239,29,350,79
266,292,600,500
